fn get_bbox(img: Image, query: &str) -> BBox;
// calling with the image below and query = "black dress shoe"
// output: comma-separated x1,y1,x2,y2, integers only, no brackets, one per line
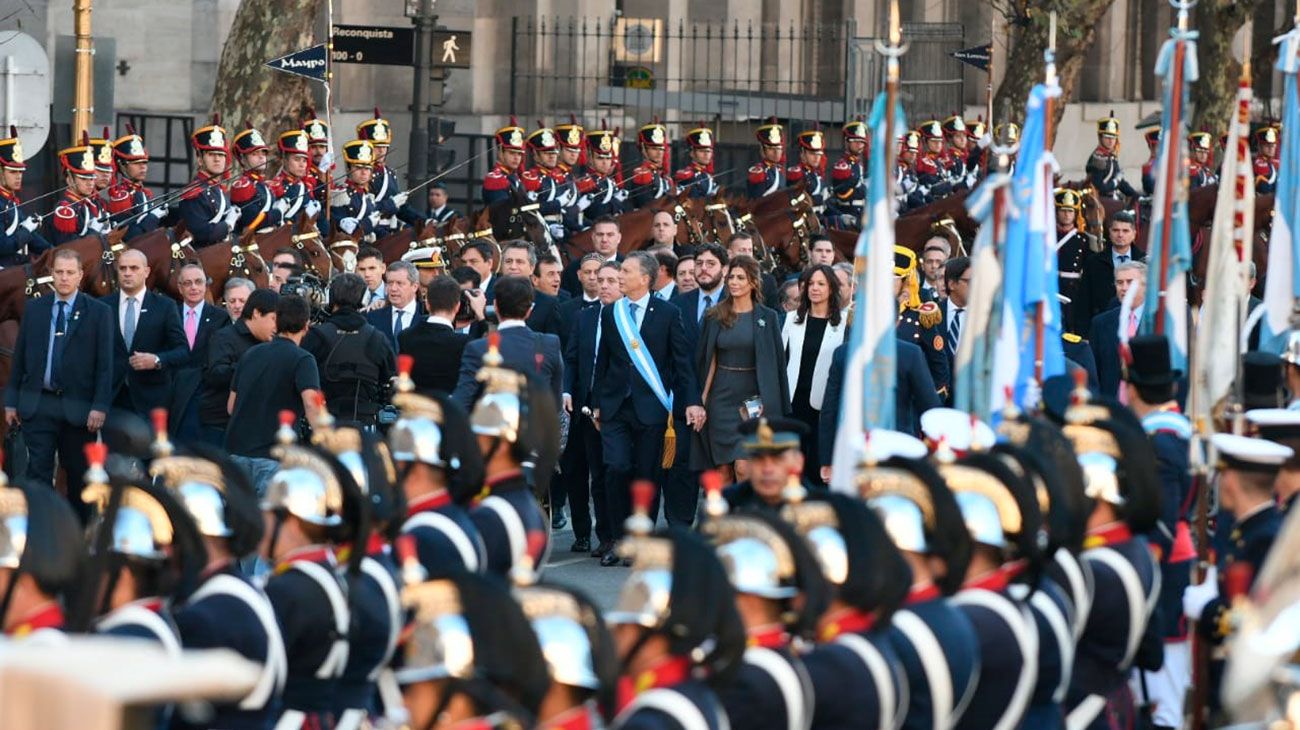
591,540,613,558
600,548,622,567
570,537,591,553
552,511,568,530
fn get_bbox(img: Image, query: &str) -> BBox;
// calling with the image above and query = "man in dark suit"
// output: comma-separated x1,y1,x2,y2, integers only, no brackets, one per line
556,253,605,351
451,276,563,410
594,251,705,565
103,249,188,417
170,262,230,441
495,240,563,338
818,340,939,480
1088,259,1147,400
366,260,426,350
1074,209,1145,333
559,261,619,555
4,248,113,515
940,256,971,382
671,243,728,356
399,274,472,395
561,215,623,297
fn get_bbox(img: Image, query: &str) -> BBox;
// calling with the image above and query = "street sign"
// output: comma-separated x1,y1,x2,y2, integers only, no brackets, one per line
332,25,415,66
950,42,992,72
430,31,471,68
266,44,329,82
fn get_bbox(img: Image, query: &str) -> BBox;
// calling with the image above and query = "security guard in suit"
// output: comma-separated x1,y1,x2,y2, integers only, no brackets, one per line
578,127,626,223
156,444,289,729
629,121,675,210
48,139,106,245
0,128,51,265
1182,432,1292,716
260,428,352,728
699,477,816,730
1055,188,1097,326
607,485,744,729
859,446,982,730
784,475,911,730
830,118,868,227
786,128,829,217
483,118,527,206
331,139,379,241
390,360,488,575
1086,112,1139,201
179,120,237,248
395,570,552,728
466,337,556,578
357,108,417,237
673,124,718,199
893,246,950,401
747,118,787,199
104,127,165,241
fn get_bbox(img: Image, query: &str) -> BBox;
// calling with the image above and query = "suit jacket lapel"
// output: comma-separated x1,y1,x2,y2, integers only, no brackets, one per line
64,296,87,340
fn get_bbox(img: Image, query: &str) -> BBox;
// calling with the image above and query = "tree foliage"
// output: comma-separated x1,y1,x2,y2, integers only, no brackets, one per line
209,0,325,139
1190,0,1269,135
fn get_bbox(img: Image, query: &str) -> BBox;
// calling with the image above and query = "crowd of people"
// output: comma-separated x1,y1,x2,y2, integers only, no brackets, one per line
0,85,1297,730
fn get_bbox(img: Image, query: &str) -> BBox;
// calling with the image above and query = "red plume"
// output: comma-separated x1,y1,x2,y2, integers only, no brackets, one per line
212,112,221,126
374,106,382,119
81,130,90,146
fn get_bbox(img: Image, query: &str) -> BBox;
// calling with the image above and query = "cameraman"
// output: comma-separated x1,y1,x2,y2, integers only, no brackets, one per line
302,272,395,427
451,265,489,336
269,247,306,292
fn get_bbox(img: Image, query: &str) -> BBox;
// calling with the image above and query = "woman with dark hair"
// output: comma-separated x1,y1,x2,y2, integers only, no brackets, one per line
693,254,790,483
781,264,846,482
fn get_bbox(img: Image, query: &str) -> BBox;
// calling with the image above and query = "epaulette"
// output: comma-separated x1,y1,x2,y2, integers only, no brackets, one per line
575,176,596,194
1062,332,1082,344
672,167,695,182
915,156,940,175
747,165,766,183
180,185,203,201
916,300,942,329
831,161,853,180
229,176,257,204
631,168,654,185
266,178,286,198
105,186,133,214
786,165,804,182
482,172,510,192
329,186,351,208
520,170,543,191
51,203,79,232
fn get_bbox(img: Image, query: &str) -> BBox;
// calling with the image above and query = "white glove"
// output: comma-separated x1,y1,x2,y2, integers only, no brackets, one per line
88,217,105,233
318,152,333,172
368,210,381,226
273,198,290,214
548,224,565,240
339,217,358,234
391,191,409,207
150,205,168,220
224,207,241,229
615,188,629,202
526,189,539,202
1183,567,1220,619
1020,378,1042,412
20,215,39,232
577,195,593,212
304,199,321,219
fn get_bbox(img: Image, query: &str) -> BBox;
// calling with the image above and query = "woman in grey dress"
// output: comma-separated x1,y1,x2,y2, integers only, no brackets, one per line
692,255,789,482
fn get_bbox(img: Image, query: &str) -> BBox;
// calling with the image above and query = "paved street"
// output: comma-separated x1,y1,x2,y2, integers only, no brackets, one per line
543,519,629,612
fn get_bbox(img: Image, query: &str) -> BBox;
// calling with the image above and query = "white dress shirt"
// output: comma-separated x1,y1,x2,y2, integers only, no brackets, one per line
119,290,144,335
627,292,652,329
391,300,418,336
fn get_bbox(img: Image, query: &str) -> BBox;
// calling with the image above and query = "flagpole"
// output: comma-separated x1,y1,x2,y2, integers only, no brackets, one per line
1154,4,1191,335
881,0,902,214
1033,12,1057,390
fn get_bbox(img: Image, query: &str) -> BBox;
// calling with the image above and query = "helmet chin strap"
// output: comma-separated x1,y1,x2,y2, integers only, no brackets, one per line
618,625,656,678
265,512,286,568
0,564,23,632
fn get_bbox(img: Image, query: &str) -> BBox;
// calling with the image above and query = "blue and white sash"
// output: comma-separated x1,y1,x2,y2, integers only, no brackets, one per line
613,298,673,413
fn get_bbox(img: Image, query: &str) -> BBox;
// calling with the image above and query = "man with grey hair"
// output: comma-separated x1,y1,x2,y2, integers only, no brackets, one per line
1075,208,1146,332
172,261,230,441
832,261,856,302
223,276,255,320
592,249,705,563
498,239,563,337
1088,259,1148,398
366,259,425,351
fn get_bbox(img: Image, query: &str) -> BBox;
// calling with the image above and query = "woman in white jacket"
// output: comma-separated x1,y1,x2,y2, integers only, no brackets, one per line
781,264,846,482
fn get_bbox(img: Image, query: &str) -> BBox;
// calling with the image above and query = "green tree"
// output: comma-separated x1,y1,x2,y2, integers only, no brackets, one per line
1190,0,1270,135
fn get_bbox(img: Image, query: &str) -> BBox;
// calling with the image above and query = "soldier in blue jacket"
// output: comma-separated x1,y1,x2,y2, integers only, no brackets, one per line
179,119,238,247
0,128,50,266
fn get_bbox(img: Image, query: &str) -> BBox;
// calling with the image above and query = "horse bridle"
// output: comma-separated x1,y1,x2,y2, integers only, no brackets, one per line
786,192,820,268
289,228,335,279
228,240,268,284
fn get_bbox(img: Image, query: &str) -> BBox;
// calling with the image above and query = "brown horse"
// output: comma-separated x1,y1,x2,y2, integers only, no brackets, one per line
895,189,977,248
745,192,823,273
564,195,682,259
251,215,333,279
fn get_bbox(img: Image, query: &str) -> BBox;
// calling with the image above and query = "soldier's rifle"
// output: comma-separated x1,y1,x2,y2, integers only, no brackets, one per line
400,145,495,198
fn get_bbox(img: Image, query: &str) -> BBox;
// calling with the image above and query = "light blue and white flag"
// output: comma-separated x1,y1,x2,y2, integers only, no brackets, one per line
830,93,903,493
954,168,1011,422
1264,27,1300,335
1140,25,1198,372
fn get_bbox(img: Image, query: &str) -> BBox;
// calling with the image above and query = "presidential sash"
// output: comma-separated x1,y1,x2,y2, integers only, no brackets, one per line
613,298,677,467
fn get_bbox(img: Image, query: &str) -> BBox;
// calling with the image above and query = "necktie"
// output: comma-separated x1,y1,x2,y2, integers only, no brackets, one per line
1127,311,1139,338
949,307,963,349
124,297,137,350
701,295,712,322
1118,254,1130,264
47,301,67,389
185,309,198,349
393,310,405,340
630,302,640,329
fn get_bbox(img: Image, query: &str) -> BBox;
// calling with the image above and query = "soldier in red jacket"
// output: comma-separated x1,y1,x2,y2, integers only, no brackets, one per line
747,118,786,199
628,121,674,209
1254,125,1280,194
482,118,526,206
